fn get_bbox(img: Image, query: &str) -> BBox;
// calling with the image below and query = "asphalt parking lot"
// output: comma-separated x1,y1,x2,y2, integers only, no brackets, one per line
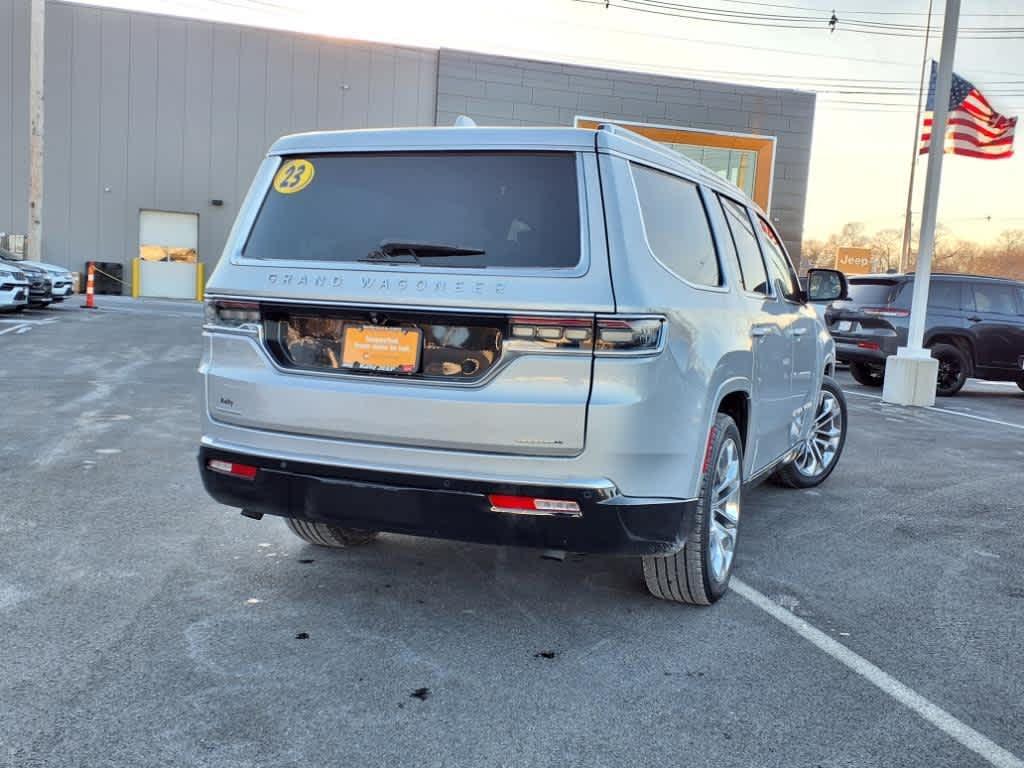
2,298,1022,768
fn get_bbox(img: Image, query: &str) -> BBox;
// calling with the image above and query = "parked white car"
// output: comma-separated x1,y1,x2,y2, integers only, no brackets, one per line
0,263,30,312
18,260,74,301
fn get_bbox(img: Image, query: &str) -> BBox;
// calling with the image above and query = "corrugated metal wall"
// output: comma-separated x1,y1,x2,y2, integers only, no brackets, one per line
0,0,437,272
0,0,30,244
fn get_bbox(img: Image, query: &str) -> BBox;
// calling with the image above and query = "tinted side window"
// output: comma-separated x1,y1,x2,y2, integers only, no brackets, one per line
632,164,720,287
928,281,963,310
719,197,768,295
972,283,1018,315
756,215,801,301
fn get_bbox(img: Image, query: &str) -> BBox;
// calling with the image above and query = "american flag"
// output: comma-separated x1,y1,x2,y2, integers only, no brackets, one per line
919,61,1017,160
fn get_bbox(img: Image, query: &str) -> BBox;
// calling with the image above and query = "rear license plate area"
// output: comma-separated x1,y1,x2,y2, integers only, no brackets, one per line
263,307,503,382
341,325,422,373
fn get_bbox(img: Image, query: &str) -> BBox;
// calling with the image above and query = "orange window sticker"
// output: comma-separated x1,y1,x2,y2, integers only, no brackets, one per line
273,159,315,194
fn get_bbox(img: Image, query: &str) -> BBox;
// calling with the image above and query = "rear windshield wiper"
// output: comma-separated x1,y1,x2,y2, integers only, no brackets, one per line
359,240,486,266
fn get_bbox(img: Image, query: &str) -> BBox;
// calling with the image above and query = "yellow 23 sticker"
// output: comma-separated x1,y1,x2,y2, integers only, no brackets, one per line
273,159,315,194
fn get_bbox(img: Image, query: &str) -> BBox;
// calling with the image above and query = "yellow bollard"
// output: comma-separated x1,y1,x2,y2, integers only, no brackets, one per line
196,262,206,301
131,258,140,298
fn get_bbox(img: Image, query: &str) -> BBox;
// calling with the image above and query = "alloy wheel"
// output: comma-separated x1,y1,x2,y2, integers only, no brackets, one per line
794,390,843,478
708,438,741,583
936,357,961,391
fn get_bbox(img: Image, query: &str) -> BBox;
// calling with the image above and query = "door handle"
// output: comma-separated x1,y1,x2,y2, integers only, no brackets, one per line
751,325,771,337
789,327,808,337
967,315,982,322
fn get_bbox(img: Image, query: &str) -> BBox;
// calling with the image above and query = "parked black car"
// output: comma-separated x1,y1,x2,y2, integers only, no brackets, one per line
829,273,1024,396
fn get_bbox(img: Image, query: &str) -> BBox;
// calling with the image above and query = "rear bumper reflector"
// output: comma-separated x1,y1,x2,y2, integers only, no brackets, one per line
488,494,582,518
207,459,258,480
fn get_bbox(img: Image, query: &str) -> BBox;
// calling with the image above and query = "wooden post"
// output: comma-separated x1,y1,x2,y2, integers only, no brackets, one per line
27,0,45,264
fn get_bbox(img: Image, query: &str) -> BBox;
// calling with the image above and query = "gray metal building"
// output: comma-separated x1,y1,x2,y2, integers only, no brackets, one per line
0,0,815,282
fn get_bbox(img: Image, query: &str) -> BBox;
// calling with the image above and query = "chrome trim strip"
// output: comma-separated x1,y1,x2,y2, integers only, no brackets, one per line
205,323,588,391
746,447,798,484
205,300,603,389
489,506,584,519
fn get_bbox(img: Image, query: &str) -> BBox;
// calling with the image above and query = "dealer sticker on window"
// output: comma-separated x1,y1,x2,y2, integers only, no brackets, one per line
273,159,315,194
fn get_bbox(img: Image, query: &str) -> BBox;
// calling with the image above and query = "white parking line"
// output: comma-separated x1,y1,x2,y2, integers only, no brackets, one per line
0,324,28,336
0,317,58,325
732,578,1024,768
844,389,1024,431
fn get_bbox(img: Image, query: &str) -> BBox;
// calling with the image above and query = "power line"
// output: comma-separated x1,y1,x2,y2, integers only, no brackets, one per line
714,0,1024,17
578,0,1024,40
622,0,1024,33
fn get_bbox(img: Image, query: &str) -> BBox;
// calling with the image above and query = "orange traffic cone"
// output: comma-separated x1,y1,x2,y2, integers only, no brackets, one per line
81,263,96,309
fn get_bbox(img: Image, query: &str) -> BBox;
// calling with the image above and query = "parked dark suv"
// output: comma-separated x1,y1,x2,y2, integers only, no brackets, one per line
830,273,1024,395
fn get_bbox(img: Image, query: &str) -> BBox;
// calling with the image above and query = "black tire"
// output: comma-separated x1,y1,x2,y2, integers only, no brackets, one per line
848,361,883,387
930,343,969,397
771,375,848,489
1017,374,1024,392
642,413,742,606
284,518,379,548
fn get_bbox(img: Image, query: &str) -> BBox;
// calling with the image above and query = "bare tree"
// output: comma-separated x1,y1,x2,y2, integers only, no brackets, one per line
837,222,869,247
800,238,831,270
996,229,1024,257
870,229,902,272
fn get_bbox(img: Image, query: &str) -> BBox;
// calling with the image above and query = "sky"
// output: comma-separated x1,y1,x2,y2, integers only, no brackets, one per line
74,0,1024,243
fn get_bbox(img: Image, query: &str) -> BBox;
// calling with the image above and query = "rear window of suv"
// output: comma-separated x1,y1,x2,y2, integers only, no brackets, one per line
848,279,903,306
242,152,581,269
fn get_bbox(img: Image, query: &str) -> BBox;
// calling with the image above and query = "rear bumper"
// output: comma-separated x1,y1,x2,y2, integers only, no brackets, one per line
833,329,902,366
834,341,889,366
198,446,696,556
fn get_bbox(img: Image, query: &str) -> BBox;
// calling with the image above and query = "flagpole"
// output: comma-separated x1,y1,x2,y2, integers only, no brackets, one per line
882,0,960,408
898,0,934,274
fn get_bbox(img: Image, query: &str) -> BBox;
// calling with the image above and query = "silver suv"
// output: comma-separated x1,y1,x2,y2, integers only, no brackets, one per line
199,123,848,605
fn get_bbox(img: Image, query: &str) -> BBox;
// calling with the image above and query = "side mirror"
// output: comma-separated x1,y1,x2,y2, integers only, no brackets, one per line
806,268,848,303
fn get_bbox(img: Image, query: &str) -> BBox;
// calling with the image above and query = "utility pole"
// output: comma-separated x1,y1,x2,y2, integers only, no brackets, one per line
28,0,44,263
882,0,960,407
898,0,934,274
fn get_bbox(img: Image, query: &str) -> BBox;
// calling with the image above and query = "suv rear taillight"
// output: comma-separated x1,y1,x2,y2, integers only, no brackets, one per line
204,299,261,330
506,315,665,356
861,306,910,318
508,316,593,351
595,316,664,356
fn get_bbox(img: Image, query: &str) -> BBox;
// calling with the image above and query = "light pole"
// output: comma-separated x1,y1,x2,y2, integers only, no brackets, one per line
882,0,960,407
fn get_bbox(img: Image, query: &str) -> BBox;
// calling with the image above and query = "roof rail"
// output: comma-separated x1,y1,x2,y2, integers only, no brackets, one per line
905,271,1014,280
596,122,751,203
596,122,673,157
